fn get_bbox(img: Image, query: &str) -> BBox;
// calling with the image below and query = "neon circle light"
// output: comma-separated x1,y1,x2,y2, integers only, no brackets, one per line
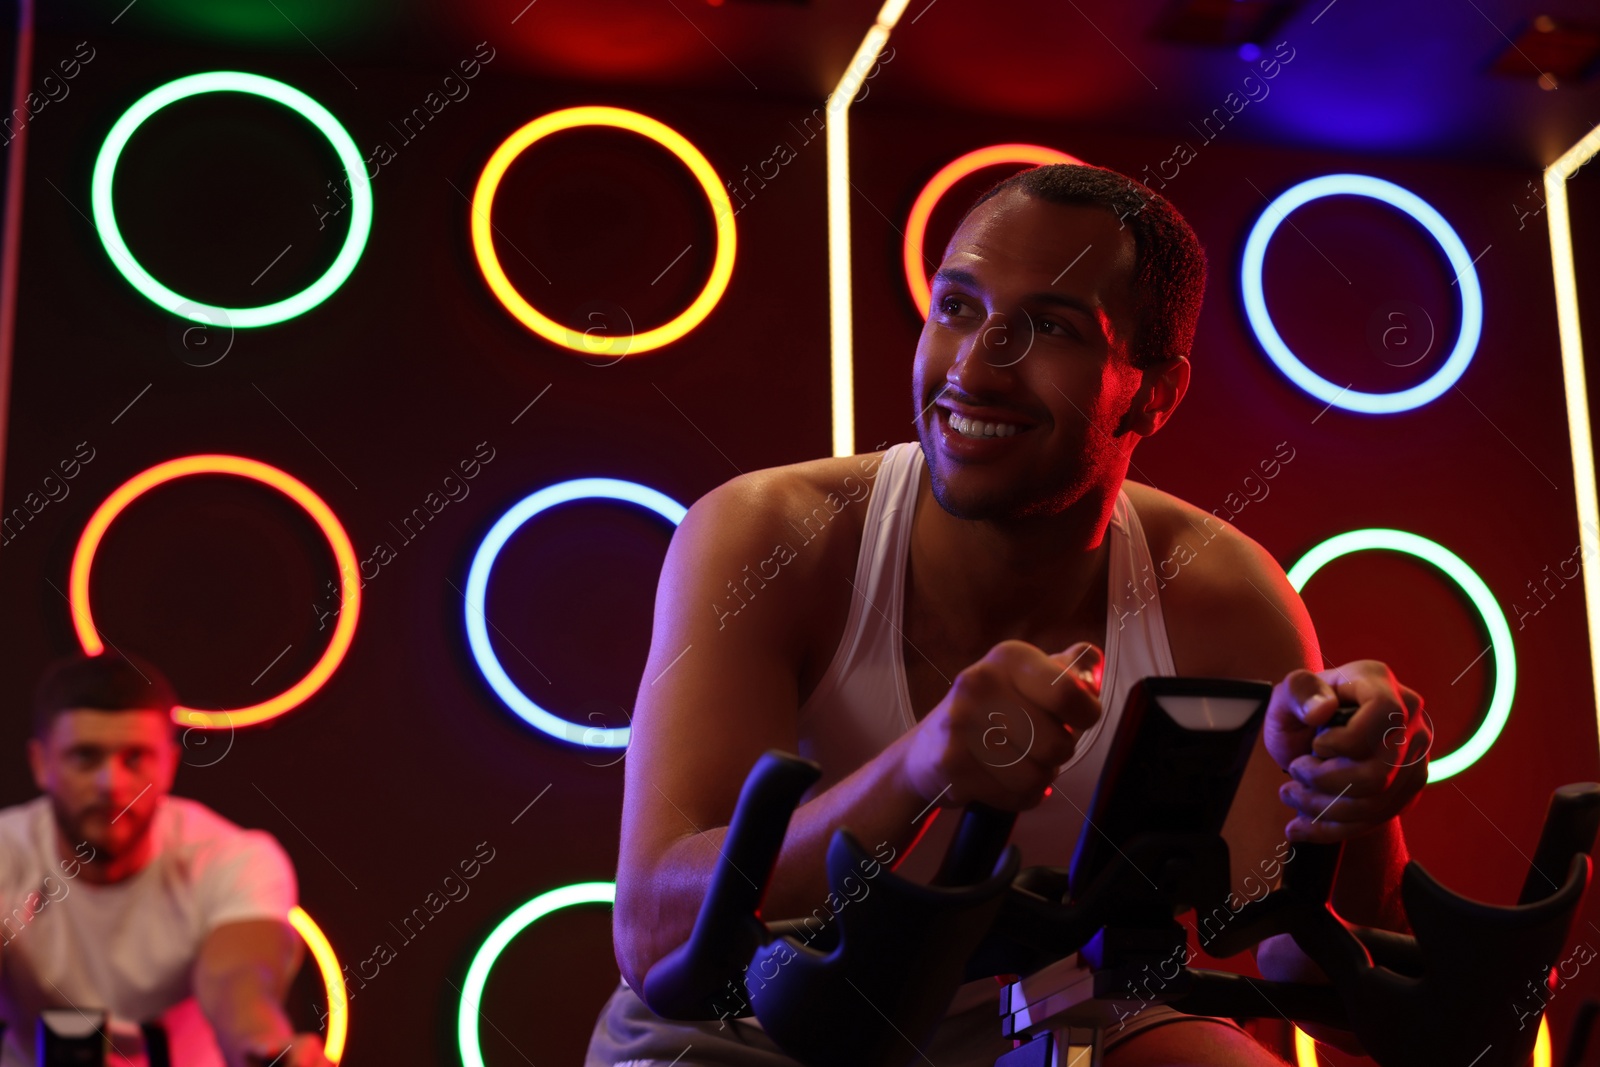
904,144,1085,318
70,455,361,729
1241,174,1483,414
465,479,687,747
289,905,349,1062
458,882,615,1067
471,106,736,357
91,71,373,328
1286,529,1515,782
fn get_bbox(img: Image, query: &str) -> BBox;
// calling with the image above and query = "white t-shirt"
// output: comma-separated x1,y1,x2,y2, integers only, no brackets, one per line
0,795,296,1067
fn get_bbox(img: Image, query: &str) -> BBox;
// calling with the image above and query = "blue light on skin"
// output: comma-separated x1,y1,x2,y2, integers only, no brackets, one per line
464,479,687,748
1241,173,1483,414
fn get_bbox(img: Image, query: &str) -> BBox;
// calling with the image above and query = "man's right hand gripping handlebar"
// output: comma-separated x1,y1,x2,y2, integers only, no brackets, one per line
897,641,1105,814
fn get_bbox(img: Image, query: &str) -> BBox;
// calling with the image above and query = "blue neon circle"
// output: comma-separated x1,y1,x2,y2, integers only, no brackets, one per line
1240,173,1483,414
465,478,687,747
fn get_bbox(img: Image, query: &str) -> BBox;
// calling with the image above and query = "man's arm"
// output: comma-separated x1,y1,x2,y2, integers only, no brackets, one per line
613,466,1098,997
193,919,330,1067
1159,508,1423,1052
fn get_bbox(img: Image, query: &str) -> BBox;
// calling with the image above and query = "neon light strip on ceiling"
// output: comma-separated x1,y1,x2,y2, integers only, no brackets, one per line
288,906,348,1062
464,479,686,747
827,0,911,457
1544,122,1600,759
1241,173,1483,414
458,882,615,1067
70,455,360,729
91,71,372,327
471,106,736,357
903,144,1084,318
1286,528,1516,782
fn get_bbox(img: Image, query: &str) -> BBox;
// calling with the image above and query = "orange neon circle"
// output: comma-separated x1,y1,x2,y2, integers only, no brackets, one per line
289,905,349,1061
69,455,360,729
903,144,1085,318
470,105,737,358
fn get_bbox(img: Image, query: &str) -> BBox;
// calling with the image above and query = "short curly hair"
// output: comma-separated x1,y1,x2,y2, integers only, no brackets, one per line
32,651,177,739
958,163,1208,369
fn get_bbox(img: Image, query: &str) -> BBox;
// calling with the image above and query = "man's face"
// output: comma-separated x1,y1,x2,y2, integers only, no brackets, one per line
28,709,177,859
912,188,1156,521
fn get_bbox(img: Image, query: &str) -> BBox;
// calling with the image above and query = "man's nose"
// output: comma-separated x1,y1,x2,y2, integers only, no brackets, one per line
948,311,1026,392
97,758,134,800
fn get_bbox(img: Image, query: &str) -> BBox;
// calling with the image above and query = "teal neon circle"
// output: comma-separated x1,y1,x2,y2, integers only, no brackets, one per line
1286,528,1515,782
458,882,615,1067
92,71,372,328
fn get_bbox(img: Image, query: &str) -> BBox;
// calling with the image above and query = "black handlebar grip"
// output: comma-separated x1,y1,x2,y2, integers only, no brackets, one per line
1518,782,1600,906
932,803,1017,888
141,1023,172,1067
640,750,821,1019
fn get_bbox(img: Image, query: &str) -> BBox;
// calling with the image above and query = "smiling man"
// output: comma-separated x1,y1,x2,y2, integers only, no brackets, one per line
589,164,1430,1066
0,652,331,1067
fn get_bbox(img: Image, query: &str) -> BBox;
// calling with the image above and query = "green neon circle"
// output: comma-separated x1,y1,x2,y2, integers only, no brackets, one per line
91,71,372,328
457,881,615,1067
1287,528,1515,782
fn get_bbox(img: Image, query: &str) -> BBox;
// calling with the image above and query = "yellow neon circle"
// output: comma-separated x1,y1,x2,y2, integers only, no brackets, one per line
470,106,736,357
289,905,349,1061
69,455,360,729
904,143,1084,318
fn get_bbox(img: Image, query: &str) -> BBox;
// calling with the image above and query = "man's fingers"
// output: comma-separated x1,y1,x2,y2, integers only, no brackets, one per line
1048,641,1104,694
1286,751,1400,797
1022,641,1104,733
1283,669,1340,727
1280,758,1426,837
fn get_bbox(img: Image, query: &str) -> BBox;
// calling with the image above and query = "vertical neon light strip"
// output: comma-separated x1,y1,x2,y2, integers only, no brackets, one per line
827,0,910,458
1546,123,1600,743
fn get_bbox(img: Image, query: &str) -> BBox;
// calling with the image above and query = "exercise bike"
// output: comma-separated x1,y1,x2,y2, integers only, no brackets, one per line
12,1013,294,1066
637,677,1600,1067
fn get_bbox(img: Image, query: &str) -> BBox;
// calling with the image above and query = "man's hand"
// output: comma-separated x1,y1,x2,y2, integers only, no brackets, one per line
897,640,1104,811
1263,660,1431,842
242,1033,332,1067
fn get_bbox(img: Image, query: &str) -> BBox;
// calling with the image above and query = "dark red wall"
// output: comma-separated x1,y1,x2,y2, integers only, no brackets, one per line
3,26,1599,1065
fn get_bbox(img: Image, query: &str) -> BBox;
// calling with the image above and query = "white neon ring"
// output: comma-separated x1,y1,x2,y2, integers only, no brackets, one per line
464,479,686,747
92,71,372,328
1241,174,1482,414
1287,528,1515,782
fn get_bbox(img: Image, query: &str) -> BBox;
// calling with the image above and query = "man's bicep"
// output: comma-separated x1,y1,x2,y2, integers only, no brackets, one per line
619,481,812,877
1172,534,1320,897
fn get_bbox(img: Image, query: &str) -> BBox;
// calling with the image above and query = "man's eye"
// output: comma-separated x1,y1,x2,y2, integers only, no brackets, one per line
937,297,965,317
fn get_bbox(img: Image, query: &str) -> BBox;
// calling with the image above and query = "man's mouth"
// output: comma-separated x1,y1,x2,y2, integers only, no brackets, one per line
947,411,1025,439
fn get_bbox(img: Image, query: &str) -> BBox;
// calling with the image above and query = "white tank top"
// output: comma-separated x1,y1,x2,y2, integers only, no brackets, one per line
796,442,1177,880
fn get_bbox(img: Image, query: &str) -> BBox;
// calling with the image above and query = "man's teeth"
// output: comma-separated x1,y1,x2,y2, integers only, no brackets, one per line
949,413,1020,438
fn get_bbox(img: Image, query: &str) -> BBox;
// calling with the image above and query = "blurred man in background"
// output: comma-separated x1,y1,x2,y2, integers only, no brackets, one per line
0,652,331,1067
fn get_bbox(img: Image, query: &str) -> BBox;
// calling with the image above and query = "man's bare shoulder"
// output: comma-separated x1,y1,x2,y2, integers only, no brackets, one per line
1122,480,1267,574
688,451,888,571
691,454,889,550
1122,480,1318,677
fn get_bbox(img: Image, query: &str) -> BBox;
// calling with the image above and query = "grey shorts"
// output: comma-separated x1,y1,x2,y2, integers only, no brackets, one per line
583,979,1255,1066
